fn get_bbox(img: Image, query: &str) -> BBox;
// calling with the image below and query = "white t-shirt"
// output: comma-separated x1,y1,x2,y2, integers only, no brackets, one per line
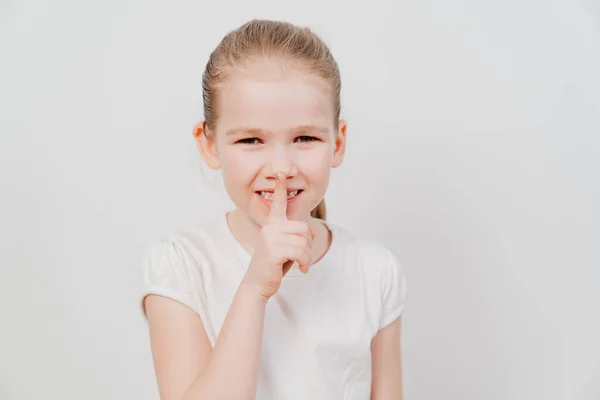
140,212,407,400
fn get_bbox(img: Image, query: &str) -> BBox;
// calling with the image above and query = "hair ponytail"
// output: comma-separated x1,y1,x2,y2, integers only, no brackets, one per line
311,199,326,220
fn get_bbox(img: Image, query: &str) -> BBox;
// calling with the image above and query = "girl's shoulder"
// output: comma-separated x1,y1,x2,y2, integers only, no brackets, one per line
139,214,238,288
322,220,408,329
142,214,231,259
138,214,236,318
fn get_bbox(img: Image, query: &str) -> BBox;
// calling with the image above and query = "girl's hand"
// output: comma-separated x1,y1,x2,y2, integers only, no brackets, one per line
241,172,315,301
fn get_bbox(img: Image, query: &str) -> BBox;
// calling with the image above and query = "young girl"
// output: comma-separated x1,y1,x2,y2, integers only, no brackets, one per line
140,19,407,400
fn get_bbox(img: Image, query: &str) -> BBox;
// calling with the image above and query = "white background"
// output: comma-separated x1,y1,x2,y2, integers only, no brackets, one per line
1,0,599,399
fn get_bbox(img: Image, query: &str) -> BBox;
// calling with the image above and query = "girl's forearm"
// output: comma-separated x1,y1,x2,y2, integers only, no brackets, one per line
183,282,267,400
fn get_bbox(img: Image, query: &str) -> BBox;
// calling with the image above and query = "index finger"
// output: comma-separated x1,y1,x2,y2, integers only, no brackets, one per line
268,172,288,221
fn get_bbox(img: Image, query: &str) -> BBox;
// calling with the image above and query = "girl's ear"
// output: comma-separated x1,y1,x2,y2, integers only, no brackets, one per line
332,119,347,168
193,121,221,170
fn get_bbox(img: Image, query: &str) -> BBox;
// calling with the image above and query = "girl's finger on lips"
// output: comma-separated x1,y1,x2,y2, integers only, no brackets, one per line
268,172,288,222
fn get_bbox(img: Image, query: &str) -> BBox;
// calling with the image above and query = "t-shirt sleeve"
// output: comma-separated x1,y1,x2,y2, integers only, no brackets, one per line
139,238,200,319
378,248,408,330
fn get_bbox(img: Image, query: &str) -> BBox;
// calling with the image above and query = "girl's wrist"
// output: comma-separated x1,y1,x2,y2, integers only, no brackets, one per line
239,277,270,305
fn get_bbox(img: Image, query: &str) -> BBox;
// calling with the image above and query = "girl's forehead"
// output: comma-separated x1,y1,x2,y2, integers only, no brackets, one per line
217,72,334,131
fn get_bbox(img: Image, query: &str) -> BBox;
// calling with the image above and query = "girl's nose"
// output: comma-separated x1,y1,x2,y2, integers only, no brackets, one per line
270,147,297,177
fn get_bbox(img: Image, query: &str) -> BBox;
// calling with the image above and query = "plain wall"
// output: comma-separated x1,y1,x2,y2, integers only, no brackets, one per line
1,0,599,399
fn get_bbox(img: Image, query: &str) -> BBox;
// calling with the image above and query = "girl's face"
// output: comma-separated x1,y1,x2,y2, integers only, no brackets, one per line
196,59,347,225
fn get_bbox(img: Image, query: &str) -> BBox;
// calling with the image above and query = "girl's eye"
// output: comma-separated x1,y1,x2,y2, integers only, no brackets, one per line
295,136,319,143
236,138,261,145
236,136,319,145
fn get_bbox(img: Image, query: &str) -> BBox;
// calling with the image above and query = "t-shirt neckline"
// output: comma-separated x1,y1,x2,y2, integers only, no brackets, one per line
221,212,338,277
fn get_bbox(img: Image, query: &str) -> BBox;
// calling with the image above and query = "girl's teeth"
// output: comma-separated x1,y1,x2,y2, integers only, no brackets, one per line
259,190,299,199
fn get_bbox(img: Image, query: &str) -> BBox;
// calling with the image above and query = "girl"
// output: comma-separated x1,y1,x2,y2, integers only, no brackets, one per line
140,19,407,400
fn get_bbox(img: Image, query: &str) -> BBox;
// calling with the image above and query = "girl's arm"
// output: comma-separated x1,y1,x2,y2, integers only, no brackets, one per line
145,281,267,400
370,317,403,400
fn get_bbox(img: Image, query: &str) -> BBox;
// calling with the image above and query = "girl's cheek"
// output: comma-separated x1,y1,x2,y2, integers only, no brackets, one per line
303,147,333,171
221,147,248,167
221,151,262,182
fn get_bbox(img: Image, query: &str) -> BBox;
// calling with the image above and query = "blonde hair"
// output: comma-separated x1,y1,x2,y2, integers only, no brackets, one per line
201,19,341,220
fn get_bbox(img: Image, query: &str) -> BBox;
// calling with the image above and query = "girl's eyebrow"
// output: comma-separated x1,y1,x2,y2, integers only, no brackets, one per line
226,127,264,136
294,125,329,135
226,125,329,136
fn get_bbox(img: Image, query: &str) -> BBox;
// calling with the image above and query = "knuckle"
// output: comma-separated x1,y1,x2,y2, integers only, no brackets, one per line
261,224,274,235
298,236,308,247
302,249,308,260
300,222,310,233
